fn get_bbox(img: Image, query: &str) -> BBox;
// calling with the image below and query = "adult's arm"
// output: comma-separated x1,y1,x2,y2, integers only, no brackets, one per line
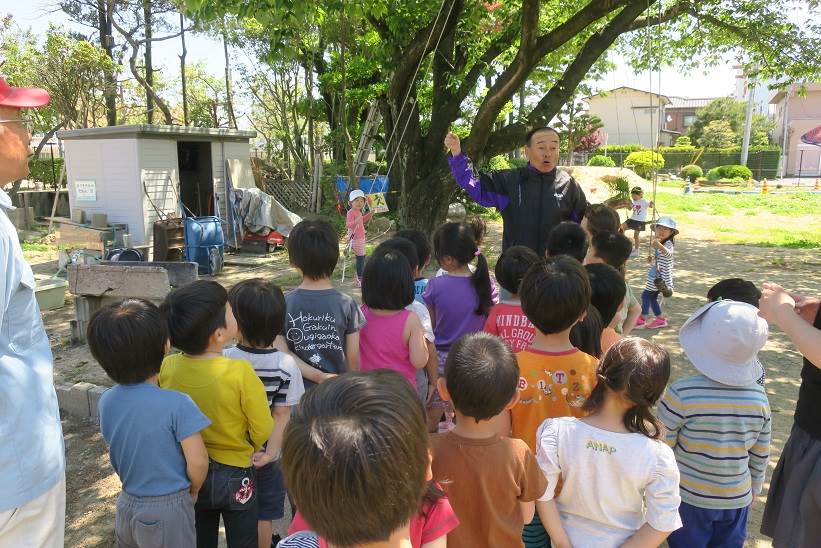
445,132,510,210
759,282,821,366
567,177,588,223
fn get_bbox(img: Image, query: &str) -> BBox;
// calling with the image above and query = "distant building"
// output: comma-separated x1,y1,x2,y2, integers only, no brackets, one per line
665,97,720,137
584,87,670,147
771,83,821,177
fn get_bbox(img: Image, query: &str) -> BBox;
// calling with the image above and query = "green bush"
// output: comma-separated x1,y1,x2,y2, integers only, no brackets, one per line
624,151,665,178
480,155,512,172
601,144,645,153
675,136,691,147
706,167,722,181
587,155,616,167
28,157,64,186
679,164,703,180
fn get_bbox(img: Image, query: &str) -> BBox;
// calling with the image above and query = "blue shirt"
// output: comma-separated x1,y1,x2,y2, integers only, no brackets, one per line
414,278,429,304
99,382,210,497
0,189,65,511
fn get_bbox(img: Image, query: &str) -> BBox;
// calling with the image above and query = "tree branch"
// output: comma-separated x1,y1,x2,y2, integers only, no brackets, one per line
626,0,692,31
483,0,656,159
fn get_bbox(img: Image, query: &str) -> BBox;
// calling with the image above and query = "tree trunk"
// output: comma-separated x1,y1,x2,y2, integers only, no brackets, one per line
222,22,237,129
97,0,116,126
179,14,189,126
143,0,154,124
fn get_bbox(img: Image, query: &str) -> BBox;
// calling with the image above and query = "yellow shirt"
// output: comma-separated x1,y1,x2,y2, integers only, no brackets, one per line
511,349,598,451
159,354,273,468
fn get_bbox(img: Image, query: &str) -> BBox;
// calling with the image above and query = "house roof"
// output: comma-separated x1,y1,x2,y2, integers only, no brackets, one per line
584,86,671,105
770,83,821,105
667,96,720,109
57,124,257,141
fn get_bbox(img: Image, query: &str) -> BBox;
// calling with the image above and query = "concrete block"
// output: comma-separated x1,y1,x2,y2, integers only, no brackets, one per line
58,382,94,418
100,261,198,288
88,385,110,422
68,264,170,299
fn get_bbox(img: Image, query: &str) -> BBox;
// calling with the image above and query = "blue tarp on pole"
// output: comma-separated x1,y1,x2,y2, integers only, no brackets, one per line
335,175,390,194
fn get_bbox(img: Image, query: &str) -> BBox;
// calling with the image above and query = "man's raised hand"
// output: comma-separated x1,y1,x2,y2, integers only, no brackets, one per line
444,132,461,156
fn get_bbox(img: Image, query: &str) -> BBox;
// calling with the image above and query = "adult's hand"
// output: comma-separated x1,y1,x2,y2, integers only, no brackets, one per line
759,282,796,325
444,132,461,156
760,282,821,367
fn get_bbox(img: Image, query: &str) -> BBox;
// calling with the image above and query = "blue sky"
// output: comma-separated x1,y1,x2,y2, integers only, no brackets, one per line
4,0,739,100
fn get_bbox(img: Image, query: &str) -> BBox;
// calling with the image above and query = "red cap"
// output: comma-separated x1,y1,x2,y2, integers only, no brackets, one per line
0,78,50,108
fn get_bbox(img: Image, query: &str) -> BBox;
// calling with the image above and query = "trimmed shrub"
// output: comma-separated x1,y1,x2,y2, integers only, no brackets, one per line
587,155,616,167
675,136,691,147
624,150,665,178
679,164,703,180
706,167,722,181
706,164,753,181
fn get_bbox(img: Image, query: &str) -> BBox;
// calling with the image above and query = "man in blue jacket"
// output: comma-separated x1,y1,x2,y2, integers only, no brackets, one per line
0,78,65,546
445,127,587,257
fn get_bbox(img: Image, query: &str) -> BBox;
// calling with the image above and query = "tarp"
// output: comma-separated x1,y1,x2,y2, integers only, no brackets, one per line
236,187,302,237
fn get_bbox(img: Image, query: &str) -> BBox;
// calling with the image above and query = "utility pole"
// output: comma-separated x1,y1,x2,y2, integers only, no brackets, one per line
777,85,792,179
740,78,755,166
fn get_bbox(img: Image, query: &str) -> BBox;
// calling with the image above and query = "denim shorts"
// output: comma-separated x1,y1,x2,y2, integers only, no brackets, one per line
256,460,286,521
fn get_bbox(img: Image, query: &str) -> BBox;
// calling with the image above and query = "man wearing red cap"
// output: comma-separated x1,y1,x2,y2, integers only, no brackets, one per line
0,78,65,547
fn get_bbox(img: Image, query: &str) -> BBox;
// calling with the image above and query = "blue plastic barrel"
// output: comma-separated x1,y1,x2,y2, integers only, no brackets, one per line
184,216,225,276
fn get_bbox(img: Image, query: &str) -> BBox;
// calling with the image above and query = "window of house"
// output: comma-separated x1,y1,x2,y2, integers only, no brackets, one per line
683,115,697,127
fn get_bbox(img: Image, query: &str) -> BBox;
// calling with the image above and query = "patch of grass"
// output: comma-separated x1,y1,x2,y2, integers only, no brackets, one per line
656,191,821,217
21,241,51,252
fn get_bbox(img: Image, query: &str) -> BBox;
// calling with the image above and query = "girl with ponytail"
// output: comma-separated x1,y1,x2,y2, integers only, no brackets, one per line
422,221,496,431
533,338,683,548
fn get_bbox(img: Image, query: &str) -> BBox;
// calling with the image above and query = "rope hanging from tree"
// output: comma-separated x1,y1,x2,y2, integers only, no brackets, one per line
645,0,663,260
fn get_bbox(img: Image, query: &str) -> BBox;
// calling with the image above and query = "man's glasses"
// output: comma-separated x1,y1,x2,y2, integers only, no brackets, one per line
0,118,35,132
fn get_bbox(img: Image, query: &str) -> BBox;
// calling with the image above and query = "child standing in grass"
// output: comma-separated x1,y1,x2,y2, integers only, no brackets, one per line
346,189,374,286
623,187,653,257
224,279,305,548
635,217,677,330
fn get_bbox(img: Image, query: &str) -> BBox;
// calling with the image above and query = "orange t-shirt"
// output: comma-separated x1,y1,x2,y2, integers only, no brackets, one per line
511,348,598,451
600,327,623,354
430,432,547,548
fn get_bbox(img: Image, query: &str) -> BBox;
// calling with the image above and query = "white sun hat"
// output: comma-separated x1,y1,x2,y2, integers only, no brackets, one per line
348,189,366,202
679,300,768,386
655,216,679,236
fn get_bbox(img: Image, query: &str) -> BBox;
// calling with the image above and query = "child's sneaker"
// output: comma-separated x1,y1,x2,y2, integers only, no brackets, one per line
647,316,668,329
633,316,647,329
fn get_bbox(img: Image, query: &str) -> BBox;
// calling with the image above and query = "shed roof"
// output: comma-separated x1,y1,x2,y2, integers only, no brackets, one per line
57,124,256,141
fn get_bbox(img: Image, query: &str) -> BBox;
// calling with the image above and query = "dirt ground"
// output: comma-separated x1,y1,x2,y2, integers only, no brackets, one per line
31,220,819,548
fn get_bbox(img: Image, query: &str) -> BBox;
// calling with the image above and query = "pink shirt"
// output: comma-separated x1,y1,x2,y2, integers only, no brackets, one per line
359,306,416,385
484,302,535,352
288,488,460,547
346,208,373,241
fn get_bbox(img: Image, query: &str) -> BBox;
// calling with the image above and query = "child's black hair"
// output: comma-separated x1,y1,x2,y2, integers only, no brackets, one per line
445,332,519,422
570,305,604,358
495,245,540,295
362,247,414,310
585,263,627,326
707,278,762,308
583,338,671,439
375,237,419,273
630,186,643,196
227,279,286,348
590,231,633,272
584,203,621,237
160,280,228,355
433,221,493,316
287,219,339,280
87,299,167,384
394,229,432,270
281,371,428,546
547,221,589,262
520,256,591,334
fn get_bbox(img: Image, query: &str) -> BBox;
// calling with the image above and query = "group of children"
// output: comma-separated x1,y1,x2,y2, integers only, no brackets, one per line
87,194,774,548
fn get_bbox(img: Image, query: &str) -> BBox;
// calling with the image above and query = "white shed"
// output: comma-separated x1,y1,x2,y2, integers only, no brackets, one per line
57,125,256,247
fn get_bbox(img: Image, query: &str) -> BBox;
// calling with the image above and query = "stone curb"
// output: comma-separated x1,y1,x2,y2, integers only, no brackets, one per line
56,381,110,422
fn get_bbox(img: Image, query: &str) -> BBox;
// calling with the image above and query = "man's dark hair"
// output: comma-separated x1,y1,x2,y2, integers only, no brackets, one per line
495,245,540,295
547,221,589,262
287,219,339,280
584,204,621,236
590,231,633,271
585,263,627,326
227,279,286,348
445,332,519,422
520,256,591,334
160,280,228,355
375,237,419,273
707,278,762,308
361,247,414,310
87,299,168,384
525,126,561,145
282,371,428,546
394,229,432,270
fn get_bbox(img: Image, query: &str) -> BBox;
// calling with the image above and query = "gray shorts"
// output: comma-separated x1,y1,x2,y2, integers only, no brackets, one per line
115,489,195,548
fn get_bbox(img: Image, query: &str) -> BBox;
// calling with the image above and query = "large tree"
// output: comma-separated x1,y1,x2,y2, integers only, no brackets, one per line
187,0,818,233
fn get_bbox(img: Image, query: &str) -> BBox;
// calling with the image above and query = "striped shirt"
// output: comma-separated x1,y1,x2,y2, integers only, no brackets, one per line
657,375,771,509
223,345,305,408
644,240,674,292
